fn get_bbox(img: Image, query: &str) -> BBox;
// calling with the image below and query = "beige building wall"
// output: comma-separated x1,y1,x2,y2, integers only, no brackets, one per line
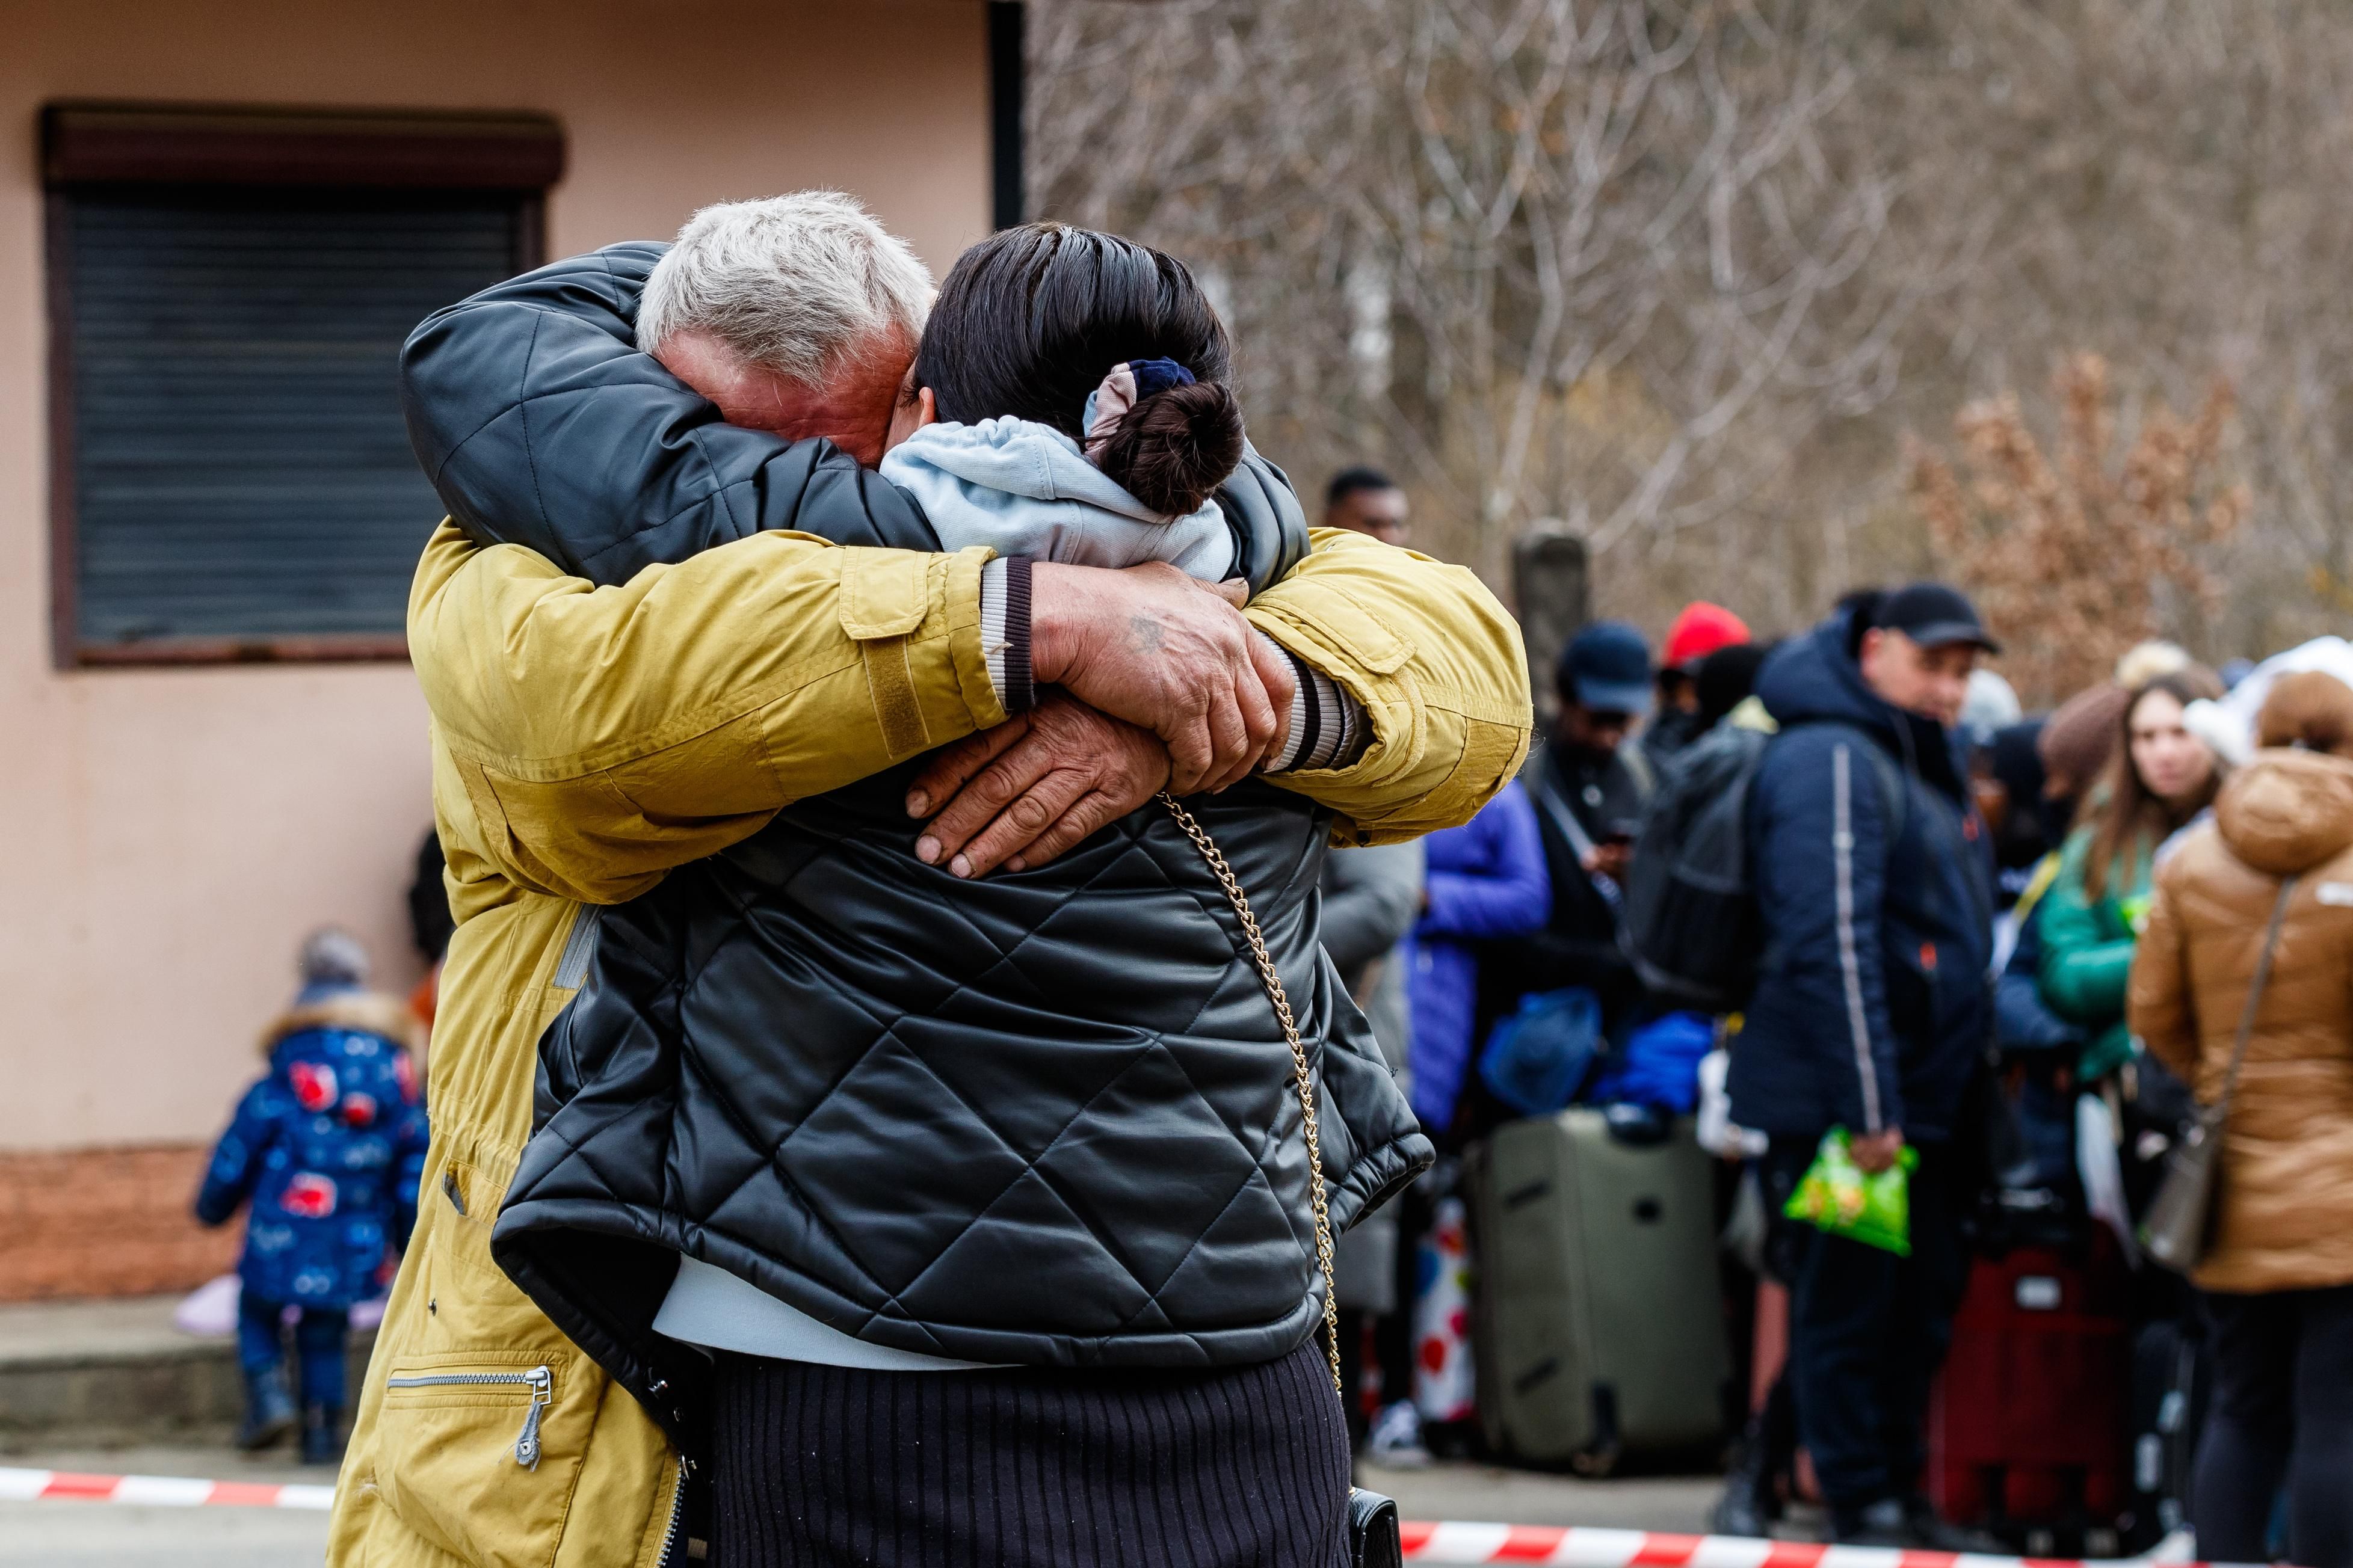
0,0,991,1163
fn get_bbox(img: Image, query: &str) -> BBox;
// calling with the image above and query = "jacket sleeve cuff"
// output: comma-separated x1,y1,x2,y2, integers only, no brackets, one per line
1262,634,1369,772
978,556,1036,715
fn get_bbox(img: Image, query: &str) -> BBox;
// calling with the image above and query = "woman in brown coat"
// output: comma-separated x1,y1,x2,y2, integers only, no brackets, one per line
2127,672,2353,1568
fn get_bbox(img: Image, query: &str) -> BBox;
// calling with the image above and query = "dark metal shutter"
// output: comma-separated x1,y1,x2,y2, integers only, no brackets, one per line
64,188,520,644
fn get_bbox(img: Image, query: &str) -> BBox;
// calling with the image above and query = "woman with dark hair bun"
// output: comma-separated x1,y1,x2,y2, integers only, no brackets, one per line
880,222,1250,544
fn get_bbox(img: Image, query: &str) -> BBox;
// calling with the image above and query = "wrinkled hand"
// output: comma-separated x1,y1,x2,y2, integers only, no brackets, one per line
1029,561,1294,795
905,693,1172,878
1849,1127,1906,1175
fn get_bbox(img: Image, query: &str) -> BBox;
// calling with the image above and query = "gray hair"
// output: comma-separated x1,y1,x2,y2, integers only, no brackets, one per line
637,192,934,385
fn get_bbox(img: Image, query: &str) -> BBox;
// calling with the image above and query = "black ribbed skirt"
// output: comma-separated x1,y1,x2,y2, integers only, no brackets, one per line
708,1340,1349,1568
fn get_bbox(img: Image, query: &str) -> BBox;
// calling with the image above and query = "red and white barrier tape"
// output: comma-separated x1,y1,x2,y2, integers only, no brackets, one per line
0,1465,334,1511
0,1469,2233,1568
1399,1523,2225,1567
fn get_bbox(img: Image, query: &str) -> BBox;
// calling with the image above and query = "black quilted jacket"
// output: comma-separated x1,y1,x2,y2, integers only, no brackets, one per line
399,248,1432,1457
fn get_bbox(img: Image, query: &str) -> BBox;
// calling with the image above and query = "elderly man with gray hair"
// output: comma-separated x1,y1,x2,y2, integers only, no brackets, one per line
635,192,937,468
336,194,1526,1568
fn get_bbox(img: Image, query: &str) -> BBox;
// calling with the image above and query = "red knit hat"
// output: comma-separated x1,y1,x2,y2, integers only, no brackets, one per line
1662,601,1751,671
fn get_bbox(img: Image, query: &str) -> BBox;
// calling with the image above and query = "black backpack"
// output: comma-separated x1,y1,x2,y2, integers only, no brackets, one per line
1617,721,1902,1012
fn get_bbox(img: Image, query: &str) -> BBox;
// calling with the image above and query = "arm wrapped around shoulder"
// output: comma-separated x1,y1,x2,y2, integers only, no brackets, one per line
1245,529,1532,845
399,242,938,585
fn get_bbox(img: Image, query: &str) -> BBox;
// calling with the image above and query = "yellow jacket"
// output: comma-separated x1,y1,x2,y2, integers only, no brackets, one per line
330,522,1526,1568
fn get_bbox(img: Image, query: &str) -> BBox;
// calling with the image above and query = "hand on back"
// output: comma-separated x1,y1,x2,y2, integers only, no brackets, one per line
906,695,1170,878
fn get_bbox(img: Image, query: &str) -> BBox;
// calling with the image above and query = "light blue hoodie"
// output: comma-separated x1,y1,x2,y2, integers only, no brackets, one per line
879,416,1235,581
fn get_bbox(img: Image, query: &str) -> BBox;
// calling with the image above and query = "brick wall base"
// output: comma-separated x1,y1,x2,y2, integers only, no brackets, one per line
0,1144,239,1302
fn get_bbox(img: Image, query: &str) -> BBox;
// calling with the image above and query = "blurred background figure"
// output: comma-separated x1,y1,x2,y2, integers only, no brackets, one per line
1401,782,1550,1457
1960,669,2023,751
406,828,454,1051
193,929,426,1465
2038,681,2132,835
1983,719,2055,911
1324,465,1409,545
1405,784,1552,1142
1495,623,1656,1048
2117,640,2195,692
2129,672,2353,1568
1694,639,1772,736
1731,583,1996,1549
2039,668,2227,1086
1318,838,1426,1457
1643,602,1752,773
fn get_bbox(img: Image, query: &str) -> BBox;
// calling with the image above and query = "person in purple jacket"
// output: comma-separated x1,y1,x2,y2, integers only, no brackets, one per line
1403,779,1553,1134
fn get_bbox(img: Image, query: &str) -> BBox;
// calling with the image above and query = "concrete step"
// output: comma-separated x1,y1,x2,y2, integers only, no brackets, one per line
0,1294,373,1452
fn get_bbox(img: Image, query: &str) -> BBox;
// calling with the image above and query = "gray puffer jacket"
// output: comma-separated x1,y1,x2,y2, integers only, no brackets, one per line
399,248,1432,1459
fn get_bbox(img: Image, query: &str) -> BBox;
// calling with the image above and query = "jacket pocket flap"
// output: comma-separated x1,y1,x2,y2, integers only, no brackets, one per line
838,549,931,641
1291,592,1413,675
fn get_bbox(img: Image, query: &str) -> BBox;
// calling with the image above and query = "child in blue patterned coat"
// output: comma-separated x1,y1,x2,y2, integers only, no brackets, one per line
196,930,428,1462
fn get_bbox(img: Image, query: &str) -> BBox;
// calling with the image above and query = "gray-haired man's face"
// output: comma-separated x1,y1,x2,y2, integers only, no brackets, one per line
656,326,916,470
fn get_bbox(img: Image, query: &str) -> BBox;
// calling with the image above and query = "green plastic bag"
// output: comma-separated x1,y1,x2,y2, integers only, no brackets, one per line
1782,1128,1918,1256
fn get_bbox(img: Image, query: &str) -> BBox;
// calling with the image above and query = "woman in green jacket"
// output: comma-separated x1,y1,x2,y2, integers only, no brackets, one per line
2040,669,2225,1080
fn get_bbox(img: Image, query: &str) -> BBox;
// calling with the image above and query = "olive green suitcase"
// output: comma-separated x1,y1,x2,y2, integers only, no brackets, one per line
1470,1110,1732,1471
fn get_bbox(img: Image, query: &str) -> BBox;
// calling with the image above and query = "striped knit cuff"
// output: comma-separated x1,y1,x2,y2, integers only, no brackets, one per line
978,556,1036,715
1262,634,1369,772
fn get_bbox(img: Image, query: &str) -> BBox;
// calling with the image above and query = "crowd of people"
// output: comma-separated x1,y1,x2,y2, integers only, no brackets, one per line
1318,467,2353,1566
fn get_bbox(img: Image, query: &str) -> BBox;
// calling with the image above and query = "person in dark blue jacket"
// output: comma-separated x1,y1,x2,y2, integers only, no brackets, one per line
1730,584,1997,1548
196,932,427,1463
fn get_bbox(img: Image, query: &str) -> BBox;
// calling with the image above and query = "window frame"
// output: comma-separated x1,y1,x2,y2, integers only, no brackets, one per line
42,103,563,669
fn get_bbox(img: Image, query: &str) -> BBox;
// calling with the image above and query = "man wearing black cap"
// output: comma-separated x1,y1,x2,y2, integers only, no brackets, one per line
1484,622,1658,1069
1725,583,1999,1548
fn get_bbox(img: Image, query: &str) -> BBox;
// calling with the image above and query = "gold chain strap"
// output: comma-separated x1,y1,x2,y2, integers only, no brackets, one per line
1158,793,1344,1400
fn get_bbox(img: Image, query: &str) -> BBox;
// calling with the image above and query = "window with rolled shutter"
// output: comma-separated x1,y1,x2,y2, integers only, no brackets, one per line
43,105,563,666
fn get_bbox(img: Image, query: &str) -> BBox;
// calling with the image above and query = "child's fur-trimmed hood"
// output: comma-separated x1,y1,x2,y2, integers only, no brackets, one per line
259,989,421,1056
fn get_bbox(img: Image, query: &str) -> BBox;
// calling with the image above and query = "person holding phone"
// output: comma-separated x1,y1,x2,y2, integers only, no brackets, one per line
1505,623,1657,1028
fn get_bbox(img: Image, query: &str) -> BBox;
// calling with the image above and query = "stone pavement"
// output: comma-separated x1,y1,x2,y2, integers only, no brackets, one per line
0,1293,372,1451
1357,1457,1719,1532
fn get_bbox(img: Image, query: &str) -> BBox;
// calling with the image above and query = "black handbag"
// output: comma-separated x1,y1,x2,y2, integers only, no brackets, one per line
1348,1487,1404,1568
1160,796,1401,1568
2141,876,2296,1274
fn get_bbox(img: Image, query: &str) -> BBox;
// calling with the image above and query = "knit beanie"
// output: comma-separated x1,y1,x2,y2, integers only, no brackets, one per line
2037,683,2131,795
1662,602,1751,671
299,927,371,993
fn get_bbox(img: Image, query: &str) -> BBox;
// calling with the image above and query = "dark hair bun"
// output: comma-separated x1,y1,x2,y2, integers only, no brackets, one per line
1094,379,1244,517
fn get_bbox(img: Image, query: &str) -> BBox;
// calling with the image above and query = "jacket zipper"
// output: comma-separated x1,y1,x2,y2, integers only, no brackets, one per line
384,1365,553,1468
656,1457,686,1567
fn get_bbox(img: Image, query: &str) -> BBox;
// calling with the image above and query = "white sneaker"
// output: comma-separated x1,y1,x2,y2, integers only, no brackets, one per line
1365,1400,1434,1468
2141,1526,2199,1563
